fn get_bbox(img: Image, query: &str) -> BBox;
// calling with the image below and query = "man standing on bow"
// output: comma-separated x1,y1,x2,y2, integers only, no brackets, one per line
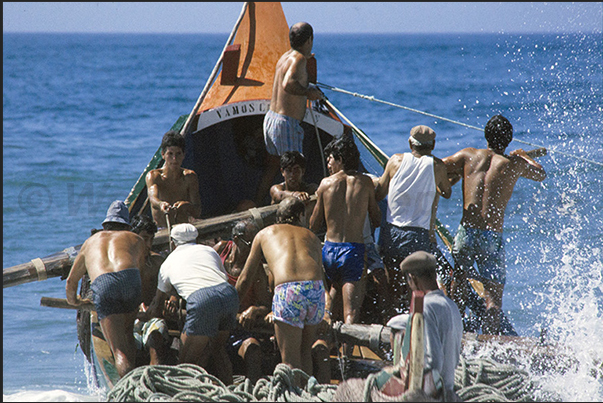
256,22,324,206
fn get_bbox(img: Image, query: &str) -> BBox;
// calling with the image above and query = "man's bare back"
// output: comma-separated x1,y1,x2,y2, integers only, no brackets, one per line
311,170,381,243
240,223,323,289
271,50,310,121
65,230,146,314
270,23,322,121
444,147,546,232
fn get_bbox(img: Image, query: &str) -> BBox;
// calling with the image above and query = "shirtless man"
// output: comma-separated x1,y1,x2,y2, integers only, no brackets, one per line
256,22,323,205
270,151,318,204
236,197,329,378
65,200,146,378
443,115,546,334
375,125,451,312
270,151,318,220
146,130,201,228
310,136,381,341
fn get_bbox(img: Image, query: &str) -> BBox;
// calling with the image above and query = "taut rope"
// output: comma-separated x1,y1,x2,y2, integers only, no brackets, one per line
317,82,603,168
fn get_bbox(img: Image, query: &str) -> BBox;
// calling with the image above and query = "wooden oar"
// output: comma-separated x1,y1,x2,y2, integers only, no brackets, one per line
3,246,81,289
40,296,95,311
3,201,284,288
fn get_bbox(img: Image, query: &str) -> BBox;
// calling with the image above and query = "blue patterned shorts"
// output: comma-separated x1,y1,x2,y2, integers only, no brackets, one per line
452,224,506,285
90,268,141,321
272,280,326,328
263,109,304,156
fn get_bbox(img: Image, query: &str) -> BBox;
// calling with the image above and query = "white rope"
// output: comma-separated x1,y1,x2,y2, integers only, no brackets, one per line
317,82,603,167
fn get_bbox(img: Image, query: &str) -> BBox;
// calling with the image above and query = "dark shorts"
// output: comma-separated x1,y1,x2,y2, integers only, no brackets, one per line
378,221,431,269
183,282,239,337
452,224,506,285
90,268,142,321
322,241,365,283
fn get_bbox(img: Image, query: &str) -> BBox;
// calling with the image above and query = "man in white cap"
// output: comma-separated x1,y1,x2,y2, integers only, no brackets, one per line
66,200,147,378
375,125,452,313
386,251,463,401
142,223,239,385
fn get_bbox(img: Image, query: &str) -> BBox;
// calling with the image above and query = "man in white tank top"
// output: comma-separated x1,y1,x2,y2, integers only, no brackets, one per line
375,125,451,313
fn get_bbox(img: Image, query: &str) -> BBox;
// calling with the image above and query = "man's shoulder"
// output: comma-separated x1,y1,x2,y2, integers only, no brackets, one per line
182,168,198,178
145,168,163,183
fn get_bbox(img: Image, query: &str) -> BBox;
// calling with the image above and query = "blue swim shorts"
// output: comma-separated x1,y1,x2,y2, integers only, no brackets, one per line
183,282,239,337
452,224,506,285
322,241,366,283
365,242,384,275
272,280,326,328
90,268,142,321
378,222,431,269
263,109,304,156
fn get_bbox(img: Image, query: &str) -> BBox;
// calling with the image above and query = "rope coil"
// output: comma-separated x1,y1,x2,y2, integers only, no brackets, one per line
107,356,535,402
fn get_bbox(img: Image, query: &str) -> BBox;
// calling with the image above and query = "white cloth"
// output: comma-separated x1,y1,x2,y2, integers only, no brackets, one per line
386,153,436,230
157,243,229,301
387,289,463,395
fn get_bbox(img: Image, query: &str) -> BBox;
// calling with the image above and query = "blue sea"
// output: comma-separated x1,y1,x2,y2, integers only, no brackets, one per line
3,31,602,401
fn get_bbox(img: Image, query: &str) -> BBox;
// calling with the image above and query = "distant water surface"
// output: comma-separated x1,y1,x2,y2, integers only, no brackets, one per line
3,32,602,401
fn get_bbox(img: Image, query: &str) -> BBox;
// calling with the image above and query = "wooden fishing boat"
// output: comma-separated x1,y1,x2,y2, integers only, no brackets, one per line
4,1,560,394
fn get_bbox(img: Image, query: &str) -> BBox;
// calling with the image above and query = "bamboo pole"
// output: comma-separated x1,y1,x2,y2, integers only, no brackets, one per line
40,297,95,311
3,197,313,289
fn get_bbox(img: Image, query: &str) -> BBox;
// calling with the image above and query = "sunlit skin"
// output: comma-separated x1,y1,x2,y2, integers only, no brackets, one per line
146,146,201,228
310,152,381,356
443,145,546,334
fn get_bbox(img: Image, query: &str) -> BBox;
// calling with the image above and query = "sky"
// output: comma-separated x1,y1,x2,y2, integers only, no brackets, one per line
3,2,602,34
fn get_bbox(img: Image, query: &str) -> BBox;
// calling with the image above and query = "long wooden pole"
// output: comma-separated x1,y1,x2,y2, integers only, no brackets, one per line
179,2,249,136
3,200,286,289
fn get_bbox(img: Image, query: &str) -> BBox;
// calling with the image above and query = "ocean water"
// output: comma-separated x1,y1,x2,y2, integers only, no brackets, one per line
3,31,602,401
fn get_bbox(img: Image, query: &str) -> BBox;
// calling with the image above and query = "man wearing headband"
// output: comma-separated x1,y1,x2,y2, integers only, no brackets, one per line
142,223,239,385
66,200,146,378
375,125,452,313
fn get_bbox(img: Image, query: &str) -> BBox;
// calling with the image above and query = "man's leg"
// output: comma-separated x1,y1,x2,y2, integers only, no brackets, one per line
179,332,210,366
205,330,234,385
239,337,263,384
100,311,138,378
371,268,395,324
341,281,364,357
482,280,504,335
300,324,319,377
273,320,303,371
